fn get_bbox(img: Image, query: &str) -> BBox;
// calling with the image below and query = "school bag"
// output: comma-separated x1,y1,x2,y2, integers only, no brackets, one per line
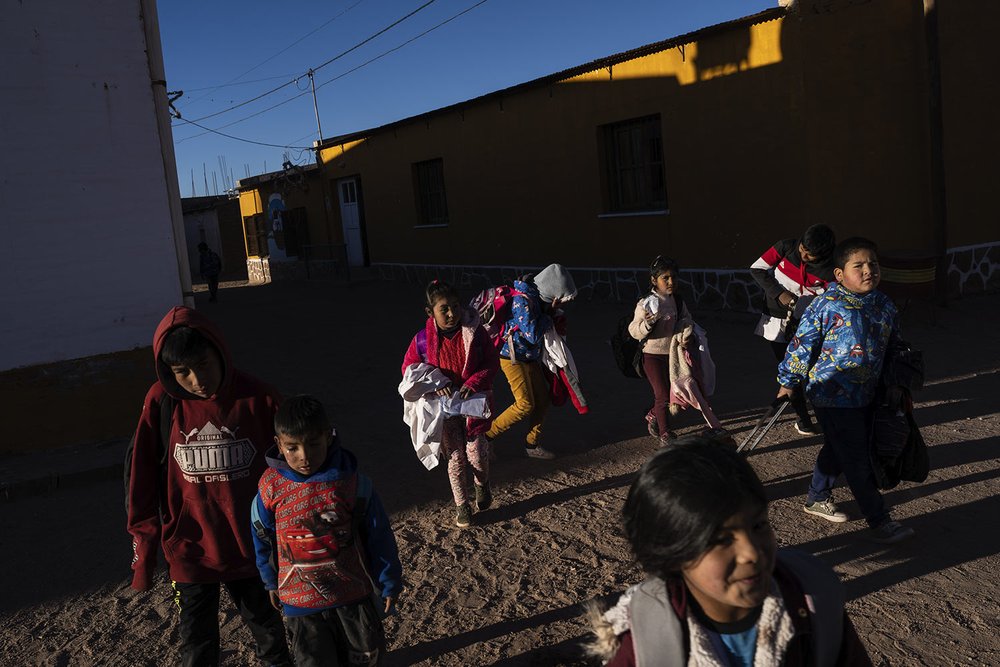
468,285,525,349
250,472,387,617
610,291,685,379
123,394,175,513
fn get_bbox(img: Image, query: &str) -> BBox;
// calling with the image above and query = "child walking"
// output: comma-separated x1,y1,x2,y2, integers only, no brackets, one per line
252,396,402,667
402,280,500,527
486,263,578,459
750,224,837,436
588,437,872,666
126,306,291,667
778,237,915,544
628,256,724,447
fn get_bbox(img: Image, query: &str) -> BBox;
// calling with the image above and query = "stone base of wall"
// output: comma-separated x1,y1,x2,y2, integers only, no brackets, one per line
247,258,349,283
247,258,271,285
947,242,1000,296
374,242,999,310
374,263,767,311
0,348,155,454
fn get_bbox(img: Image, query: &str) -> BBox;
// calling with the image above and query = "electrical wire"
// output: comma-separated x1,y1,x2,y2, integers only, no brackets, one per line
173,117,313,149
173,0,490,144
181,0,368,107
183,0,438,125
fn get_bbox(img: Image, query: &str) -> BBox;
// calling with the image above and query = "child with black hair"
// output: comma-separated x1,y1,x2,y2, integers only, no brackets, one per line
401,279,500,527
126,306,291,666
778,237,915,544
628,256,726,447
588,437,871,666
251,395,402,667
751,224,837,436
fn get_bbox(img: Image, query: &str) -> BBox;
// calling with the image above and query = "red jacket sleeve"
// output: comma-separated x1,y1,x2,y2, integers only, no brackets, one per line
605,631,636,667
462,326,500,393
401,333,422,376
126,386,167,591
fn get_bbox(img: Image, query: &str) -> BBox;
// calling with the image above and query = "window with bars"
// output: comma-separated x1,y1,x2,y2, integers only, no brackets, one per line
601,115,667,213
412,158,449,226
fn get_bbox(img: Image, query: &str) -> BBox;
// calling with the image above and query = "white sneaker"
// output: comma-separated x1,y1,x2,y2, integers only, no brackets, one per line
525,446,555,460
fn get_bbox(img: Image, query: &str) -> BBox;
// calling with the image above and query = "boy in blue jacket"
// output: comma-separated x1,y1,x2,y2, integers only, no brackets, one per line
777,237,915,545
251,396,403,667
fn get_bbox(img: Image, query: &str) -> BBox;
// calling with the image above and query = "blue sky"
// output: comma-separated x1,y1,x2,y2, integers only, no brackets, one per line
161,0,774,197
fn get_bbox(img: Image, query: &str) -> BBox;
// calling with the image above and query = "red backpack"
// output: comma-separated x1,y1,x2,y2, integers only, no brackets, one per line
469,285,525,349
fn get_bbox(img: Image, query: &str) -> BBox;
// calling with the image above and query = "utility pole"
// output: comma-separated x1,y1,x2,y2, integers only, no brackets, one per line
308,69,324,145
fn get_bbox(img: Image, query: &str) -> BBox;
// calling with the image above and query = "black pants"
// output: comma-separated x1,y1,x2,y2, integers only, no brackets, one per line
285,598,385,667
206,275,220,301
769,340,812,424
173,577,290,667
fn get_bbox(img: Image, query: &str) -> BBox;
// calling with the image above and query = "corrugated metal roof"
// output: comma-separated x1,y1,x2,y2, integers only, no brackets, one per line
318,6,785,149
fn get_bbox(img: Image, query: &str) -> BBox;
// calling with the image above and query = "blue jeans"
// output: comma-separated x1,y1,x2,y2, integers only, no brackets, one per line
808,406,888,528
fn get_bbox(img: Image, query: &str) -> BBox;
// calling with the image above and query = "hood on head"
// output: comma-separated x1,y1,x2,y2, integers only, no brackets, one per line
152,306,232,400
534,263,577,304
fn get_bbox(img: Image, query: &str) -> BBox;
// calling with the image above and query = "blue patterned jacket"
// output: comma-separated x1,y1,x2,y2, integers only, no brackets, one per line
499,279,552,362
777,283,899,408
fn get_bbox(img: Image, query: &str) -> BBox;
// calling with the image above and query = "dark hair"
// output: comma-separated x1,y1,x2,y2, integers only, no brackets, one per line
274,395,331,439
160,326,215,366
649,255,680,279
622,437,768,582
425,279,459,307
198,242,208,252
834,236,878,270
801,224,836,262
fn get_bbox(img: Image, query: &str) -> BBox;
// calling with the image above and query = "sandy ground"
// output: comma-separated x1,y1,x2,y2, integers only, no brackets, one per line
1,279,998,666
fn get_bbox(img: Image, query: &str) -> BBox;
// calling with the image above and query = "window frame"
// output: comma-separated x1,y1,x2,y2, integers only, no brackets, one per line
599,114,668,215
412,158,450,228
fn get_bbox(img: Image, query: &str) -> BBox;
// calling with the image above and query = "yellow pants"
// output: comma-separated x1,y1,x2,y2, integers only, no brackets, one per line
486,358,551,446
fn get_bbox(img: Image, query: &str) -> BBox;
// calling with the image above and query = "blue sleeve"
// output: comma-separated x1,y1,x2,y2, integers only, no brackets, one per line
250,494,278,591
510,294,550,346
777,299,824,389
365,490,403,600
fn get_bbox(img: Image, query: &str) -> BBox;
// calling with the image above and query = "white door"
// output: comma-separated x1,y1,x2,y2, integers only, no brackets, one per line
337,178,364,267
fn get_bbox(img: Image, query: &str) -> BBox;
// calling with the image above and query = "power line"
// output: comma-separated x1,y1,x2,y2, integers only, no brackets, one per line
180,0,367,106
173,117,313,149
183,0,438,125
181,74,300,94
173,0,491,145
315,0,490,95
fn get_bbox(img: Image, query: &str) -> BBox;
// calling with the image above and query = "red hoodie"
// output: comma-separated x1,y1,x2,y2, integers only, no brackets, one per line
126,307,280,590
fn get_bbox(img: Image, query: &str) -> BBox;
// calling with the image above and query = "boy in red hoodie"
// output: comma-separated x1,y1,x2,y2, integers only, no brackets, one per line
126,306,291,666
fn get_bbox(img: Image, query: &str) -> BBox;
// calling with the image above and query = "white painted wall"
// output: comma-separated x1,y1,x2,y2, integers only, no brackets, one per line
0,0,184,370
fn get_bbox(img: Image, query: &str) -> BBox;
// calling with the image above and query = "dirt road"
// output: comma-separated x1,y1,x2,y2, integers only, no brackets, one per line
1,280,997,666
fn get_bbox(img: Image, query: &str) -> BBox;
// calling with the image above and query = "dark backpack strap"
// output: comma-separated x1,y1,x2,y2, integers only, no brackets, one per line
158,395,175,465
776,548,845,667
628,577,686,667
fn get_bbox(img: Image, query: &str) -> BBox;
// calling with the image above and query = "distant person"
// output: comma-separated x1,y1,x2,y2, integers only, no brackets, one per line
750,224,836,436
628,256,728,447
125,306,290,666
251,396,402,667
198,241,222,302
400,279,499,528
778,237,915,544
588,438,872,666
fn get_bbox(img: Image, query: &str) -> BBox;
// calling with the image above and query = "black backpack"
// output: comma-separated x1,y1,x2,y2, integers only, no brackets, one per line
610,292,684,379
123,394,175,513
